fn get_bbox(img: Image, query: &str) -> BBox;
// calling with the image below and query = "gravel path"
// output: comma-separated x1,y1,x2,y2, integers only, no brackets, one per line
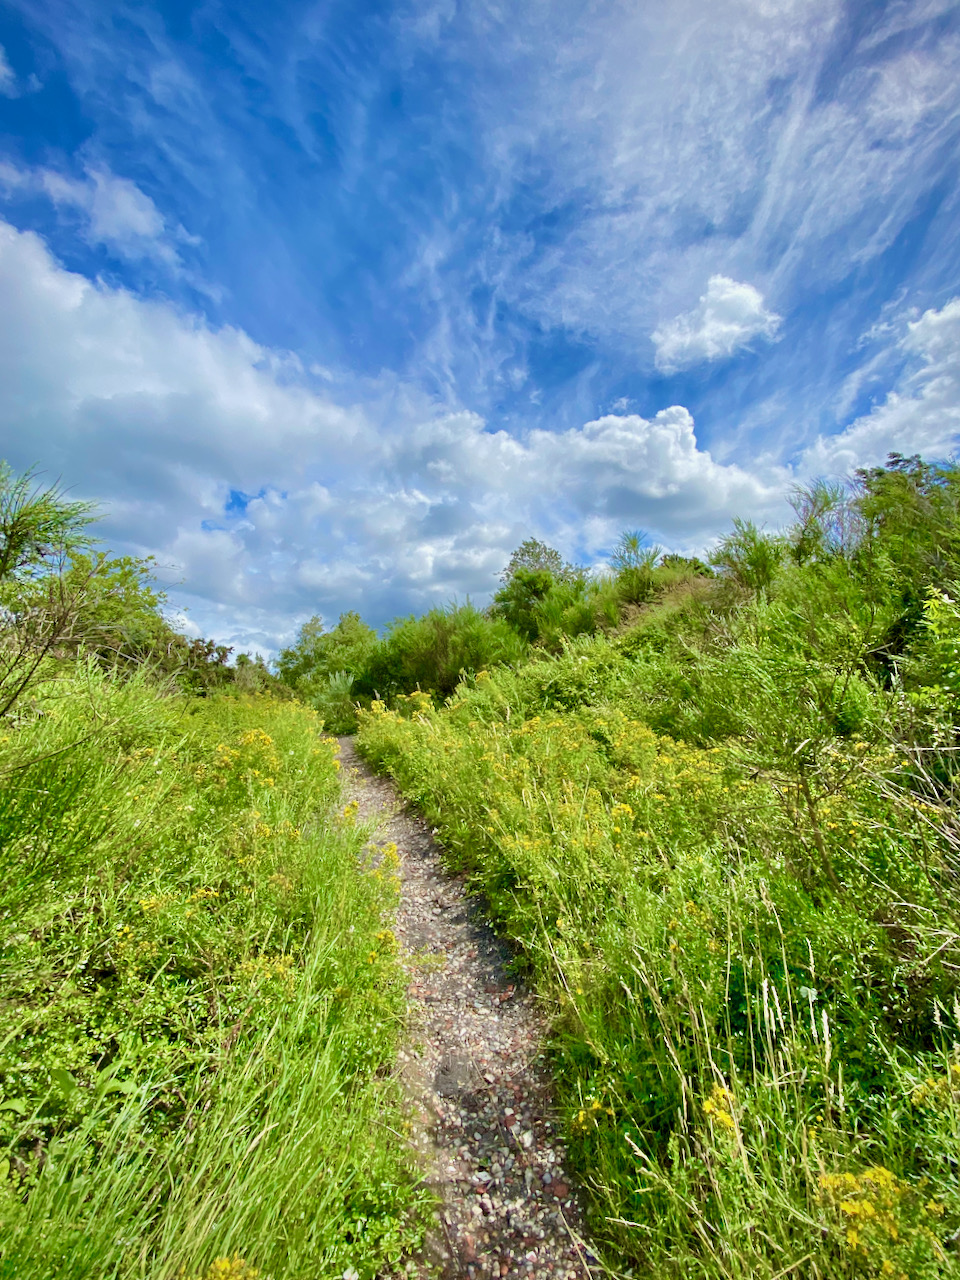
337,738,600,1280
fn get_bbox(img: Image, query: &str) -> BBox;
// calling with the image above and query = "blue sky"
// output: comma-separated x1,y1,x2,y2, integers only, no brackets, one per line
1,0,959,653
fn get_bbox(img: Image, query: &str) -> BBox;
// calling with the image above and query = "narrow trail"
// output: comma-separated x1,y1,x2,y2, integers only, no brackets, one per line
337,738,600,1280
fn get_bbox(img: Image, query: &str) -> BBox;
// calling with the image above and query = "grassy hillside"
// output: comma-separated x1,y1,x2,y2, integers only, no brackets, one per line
0,466,430,1277
5,454,960,1277
357,461,960,1277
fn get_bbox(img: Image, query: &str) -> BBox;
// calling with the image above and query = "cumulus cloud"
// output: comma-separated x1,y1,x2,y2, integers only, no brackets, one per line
2,217,955,657
652,276,782,373
0,218,791,651
803,298,960,475
0,160,188,266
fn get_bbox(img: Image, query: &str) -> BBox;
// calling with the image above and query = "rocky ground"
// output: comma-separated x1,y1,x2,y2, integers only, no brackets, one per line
337,738,601,1280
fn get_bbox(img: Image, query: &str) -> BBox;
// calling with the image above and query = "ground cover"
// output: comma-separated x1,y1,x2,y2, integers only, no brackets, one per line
0,663,428,1280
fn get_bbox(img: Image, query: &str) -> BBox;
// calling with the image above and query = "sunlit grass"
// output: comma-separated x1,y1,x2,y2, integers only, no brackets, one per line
358,667,960,1277
0,662,429,1279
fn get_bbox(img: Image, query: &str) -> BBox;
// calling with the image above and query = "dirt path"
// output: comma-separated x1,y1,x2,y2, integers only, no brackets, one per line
337,738,600,1280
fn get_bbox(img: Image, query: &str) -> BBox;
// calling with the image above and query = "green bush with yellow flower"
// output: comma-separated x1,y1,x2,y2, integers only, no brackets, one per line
357,603,960,1275
0,666,428,1280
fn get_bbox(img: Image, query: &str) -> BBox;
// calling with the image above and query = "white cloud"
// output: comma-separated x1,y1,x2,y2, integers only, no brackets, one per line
42,167,173,261
803,298,960,475
384,0,960,397
0,218,790,650
0,160,187,266
1,218,956,656
652,276,782,373
0,45,16,98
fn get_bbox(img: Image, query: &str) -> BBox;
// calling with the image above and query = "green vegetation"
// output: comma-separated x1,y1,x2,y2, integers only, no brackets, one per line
357,455,960,1277
275,529,710,730
0,467,427,1279
7,452,960,1278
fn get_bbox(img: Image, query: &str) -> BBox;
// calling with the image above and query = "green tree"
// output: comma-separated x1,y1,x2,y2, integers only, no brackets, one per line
52,552,167,661
0,463,96,587
491,567,557,641
610,530,663,604
366,604,527,700
709,519,785,598
276,612,378,698
788,479,863,565
500,538,575,585
0,464,99,715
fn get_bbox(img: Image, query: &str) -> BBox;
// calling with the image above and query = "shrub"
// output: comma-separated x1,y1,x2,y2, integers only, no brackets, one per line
365,602,527,700
0,672,428,1278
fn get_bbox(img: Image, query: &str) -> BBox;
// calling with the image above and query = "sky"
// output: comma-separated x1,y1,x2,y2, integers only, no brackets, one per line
1,0,959,655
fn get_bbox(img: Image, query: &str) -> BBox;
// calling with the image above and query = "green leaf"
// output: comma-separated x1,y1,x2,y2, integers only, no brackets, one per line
51,1068,78,1096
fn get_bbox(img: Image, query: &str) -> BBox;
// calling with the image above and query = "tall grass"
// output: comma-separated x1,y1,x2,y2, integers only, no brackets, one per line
0,661,428,1279
357,647,960,1277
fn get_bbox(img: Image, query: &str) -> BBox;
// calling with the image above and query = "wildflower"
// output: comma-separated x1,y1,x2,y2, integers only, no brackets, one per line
912,1059,960,1107
702,1083,737,1132
186,1258,259,1280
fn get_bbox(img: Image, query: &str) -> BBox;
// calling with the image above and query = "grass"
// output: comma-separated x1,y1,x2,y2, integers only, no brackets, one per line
0,660,429,1279
356,648,960,1278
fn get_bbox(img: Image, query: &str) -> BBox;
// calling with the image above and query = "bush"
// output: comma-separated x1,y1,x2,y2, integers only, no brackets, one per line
365,602,527,700
356,478,960,1276
0,671,428,1278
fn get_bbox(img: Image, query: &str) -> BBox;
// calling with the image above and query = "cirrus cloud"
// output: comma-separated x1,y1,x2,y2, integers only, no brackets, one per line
802,298,960,477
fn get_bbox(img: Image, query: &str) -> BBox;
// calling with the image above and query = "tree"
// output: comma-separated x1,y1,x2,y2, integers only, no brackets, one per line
709,519,785,598
491,567,557,641
611,530,663,604
0,463,100,715
854,453,960,593
787,479,866,567
366,604,526,700
500,538,575,585
275,612,378,701
0,463,96,587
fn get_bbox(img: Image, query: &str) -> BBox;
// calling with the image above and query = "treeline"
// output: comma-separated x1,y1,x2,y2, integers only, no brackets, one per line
279,454,960,737
275,536,713,730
